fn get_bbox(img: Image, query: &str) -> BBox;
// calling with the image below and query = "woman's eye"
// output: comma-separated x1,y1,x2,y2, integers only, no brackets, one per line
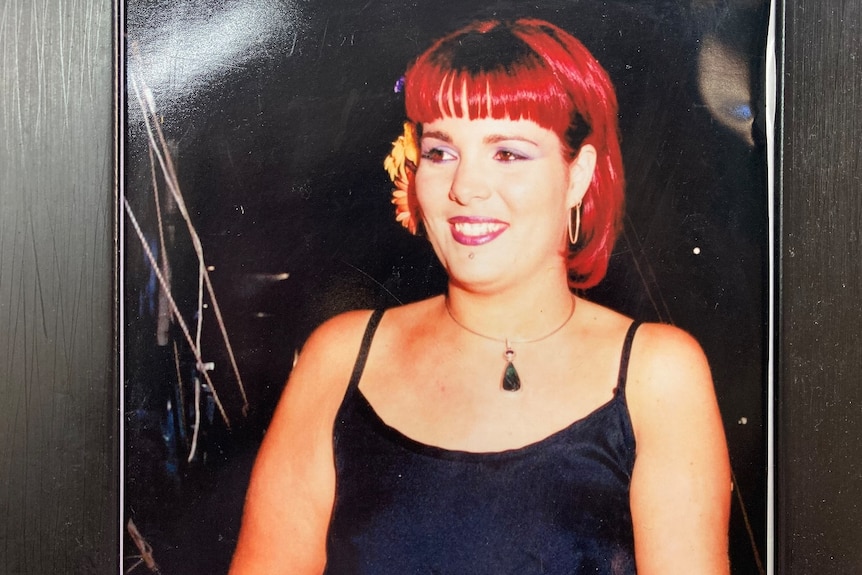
494,149,527,162
421,148,455,163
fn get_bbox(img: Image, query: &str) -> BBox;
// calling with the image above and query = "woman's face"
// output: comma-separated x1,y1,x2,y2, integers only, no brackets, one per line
415,115,595,293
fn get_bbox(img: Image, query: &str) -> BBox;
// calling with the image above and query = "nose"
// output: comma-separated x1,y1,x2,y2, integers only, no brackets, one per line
448,158,491,205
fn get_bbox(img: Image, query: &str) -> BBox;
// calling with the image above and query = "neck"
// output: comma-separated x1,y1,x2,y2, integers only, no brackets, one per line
444,277,576,342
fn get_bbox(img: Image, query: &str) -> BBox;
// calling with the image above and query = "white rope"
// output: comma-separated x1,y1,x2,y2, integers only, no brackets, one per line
130,67,250,415
123,196,231,428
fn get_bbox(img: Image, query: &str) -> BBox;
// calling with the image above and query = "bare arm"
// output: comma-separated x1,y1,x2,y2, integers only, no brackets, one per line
627,324,731,574
229,311,373,575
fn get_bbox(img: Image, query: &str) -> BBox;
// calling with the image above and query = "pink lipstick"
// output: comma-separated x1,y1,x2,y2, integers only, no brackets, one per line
448,216,508,246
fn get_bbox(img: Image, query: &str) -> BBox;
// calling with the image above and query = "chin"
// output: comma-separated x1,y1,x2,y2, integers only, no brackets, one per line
445,259,515,293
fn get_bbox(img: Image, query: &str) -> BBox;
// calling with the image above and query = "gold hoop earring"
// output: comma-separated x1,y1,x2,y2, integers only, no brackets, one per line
568,202,582,245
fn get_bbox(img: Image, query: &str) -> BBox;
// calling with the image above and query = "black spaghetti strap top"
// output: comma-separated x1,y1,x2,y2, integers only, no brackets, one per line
325,310,640,575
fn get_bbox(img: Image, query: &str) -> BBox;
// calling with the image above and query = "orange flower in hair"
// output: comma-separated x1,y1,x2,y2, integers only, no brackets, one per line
384,121,420,234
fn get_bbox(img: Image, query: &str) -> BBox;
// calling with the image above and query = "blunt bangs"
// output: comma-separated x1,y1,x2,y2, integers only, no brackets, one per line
404,56,573,137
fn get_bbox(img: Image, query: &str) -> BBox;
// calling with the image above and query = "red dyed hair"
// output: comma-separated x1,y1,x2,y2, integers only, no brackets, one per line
403,19,624,289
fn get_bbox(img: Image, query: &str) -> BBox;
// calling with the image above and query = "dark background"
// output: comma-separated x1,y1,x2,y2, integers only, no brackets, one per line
1,0,861,573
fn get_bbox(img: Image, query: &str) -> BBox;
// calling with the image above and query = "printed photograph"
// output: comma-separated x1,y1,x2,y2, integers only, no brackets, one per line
123,1,770,572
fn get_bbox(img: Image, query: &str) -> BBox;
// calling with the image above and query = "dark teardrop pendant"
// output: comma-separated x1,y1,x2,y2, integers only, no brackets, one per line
502,361,521,392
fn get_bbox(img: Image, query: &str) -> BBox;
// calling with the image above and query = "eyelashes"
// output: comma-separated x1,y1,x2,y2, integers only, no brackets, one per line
493,149,529,162
420,147,531,163
421,147,456,163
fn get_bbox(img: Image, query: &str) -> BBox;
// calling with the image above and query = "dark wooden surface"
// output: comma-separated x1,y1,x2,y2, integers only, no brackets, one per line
777,0,862,572
1,0,862,572
0,1,117,573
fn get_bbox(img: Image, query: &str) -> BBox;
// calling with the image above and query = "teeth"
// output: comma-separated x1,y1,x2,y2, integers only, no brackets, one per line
453,221,505,236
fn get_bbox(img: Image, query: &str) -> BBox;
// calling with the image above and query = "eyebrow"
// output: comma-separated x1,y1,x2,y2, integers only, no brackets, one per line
484,134,538,146
420,130,539,146
421,130,452,143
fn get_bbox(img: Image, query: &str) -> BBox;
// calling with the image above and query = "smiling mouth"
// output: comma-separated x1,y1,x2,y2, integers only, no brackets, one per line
449,218,508,246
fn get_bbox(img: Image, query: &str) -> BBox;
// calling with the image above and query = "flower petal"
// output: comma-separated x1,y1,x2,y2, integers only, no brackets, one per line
384,121,420,234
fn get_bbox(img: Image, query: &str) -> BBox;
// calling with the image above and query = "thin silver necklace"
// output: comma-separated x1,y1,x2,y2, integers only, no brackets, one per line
444,296,577,392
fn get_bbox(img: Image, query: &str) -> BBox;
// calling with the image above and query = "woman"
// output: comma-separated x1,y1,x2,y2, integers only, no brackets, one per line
230,18,730,574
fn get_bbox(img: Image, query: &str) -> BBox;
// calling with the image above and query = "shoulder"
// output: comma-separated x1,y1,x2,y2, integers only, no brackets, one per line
627,322,711,391
252,308,380,464
303,299,437,354
569,298,708,375
624,322,720,444
632,320,707,360
302,308,379,357
356,296,444,345
288,301,440,400
287,308,379,405
241,309,381,510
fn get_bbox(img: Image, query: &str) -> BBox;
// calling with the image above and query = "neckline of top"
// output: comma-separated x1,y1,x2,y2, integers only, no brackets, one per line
351,385,626,463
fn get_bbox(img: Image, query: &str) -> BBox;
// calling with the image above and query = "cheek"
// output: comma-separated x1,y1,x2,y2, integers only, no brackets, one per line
505,174,567,214
414,170,449,214
510,182,572,241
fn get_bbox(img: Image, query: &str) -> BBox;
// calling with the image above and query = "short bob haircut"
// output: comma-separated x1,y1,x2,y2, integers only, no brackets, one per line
403,18,624,289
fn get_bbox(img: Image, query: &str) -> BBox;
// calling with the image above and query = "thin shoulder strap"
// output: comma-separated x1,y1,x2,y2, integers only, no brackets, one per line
616,321,642,392
347,309,386,390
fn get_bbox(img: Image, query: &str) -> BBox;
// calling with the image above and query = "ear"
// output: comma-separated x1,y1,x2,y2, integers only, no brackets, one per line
566,144,597,208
